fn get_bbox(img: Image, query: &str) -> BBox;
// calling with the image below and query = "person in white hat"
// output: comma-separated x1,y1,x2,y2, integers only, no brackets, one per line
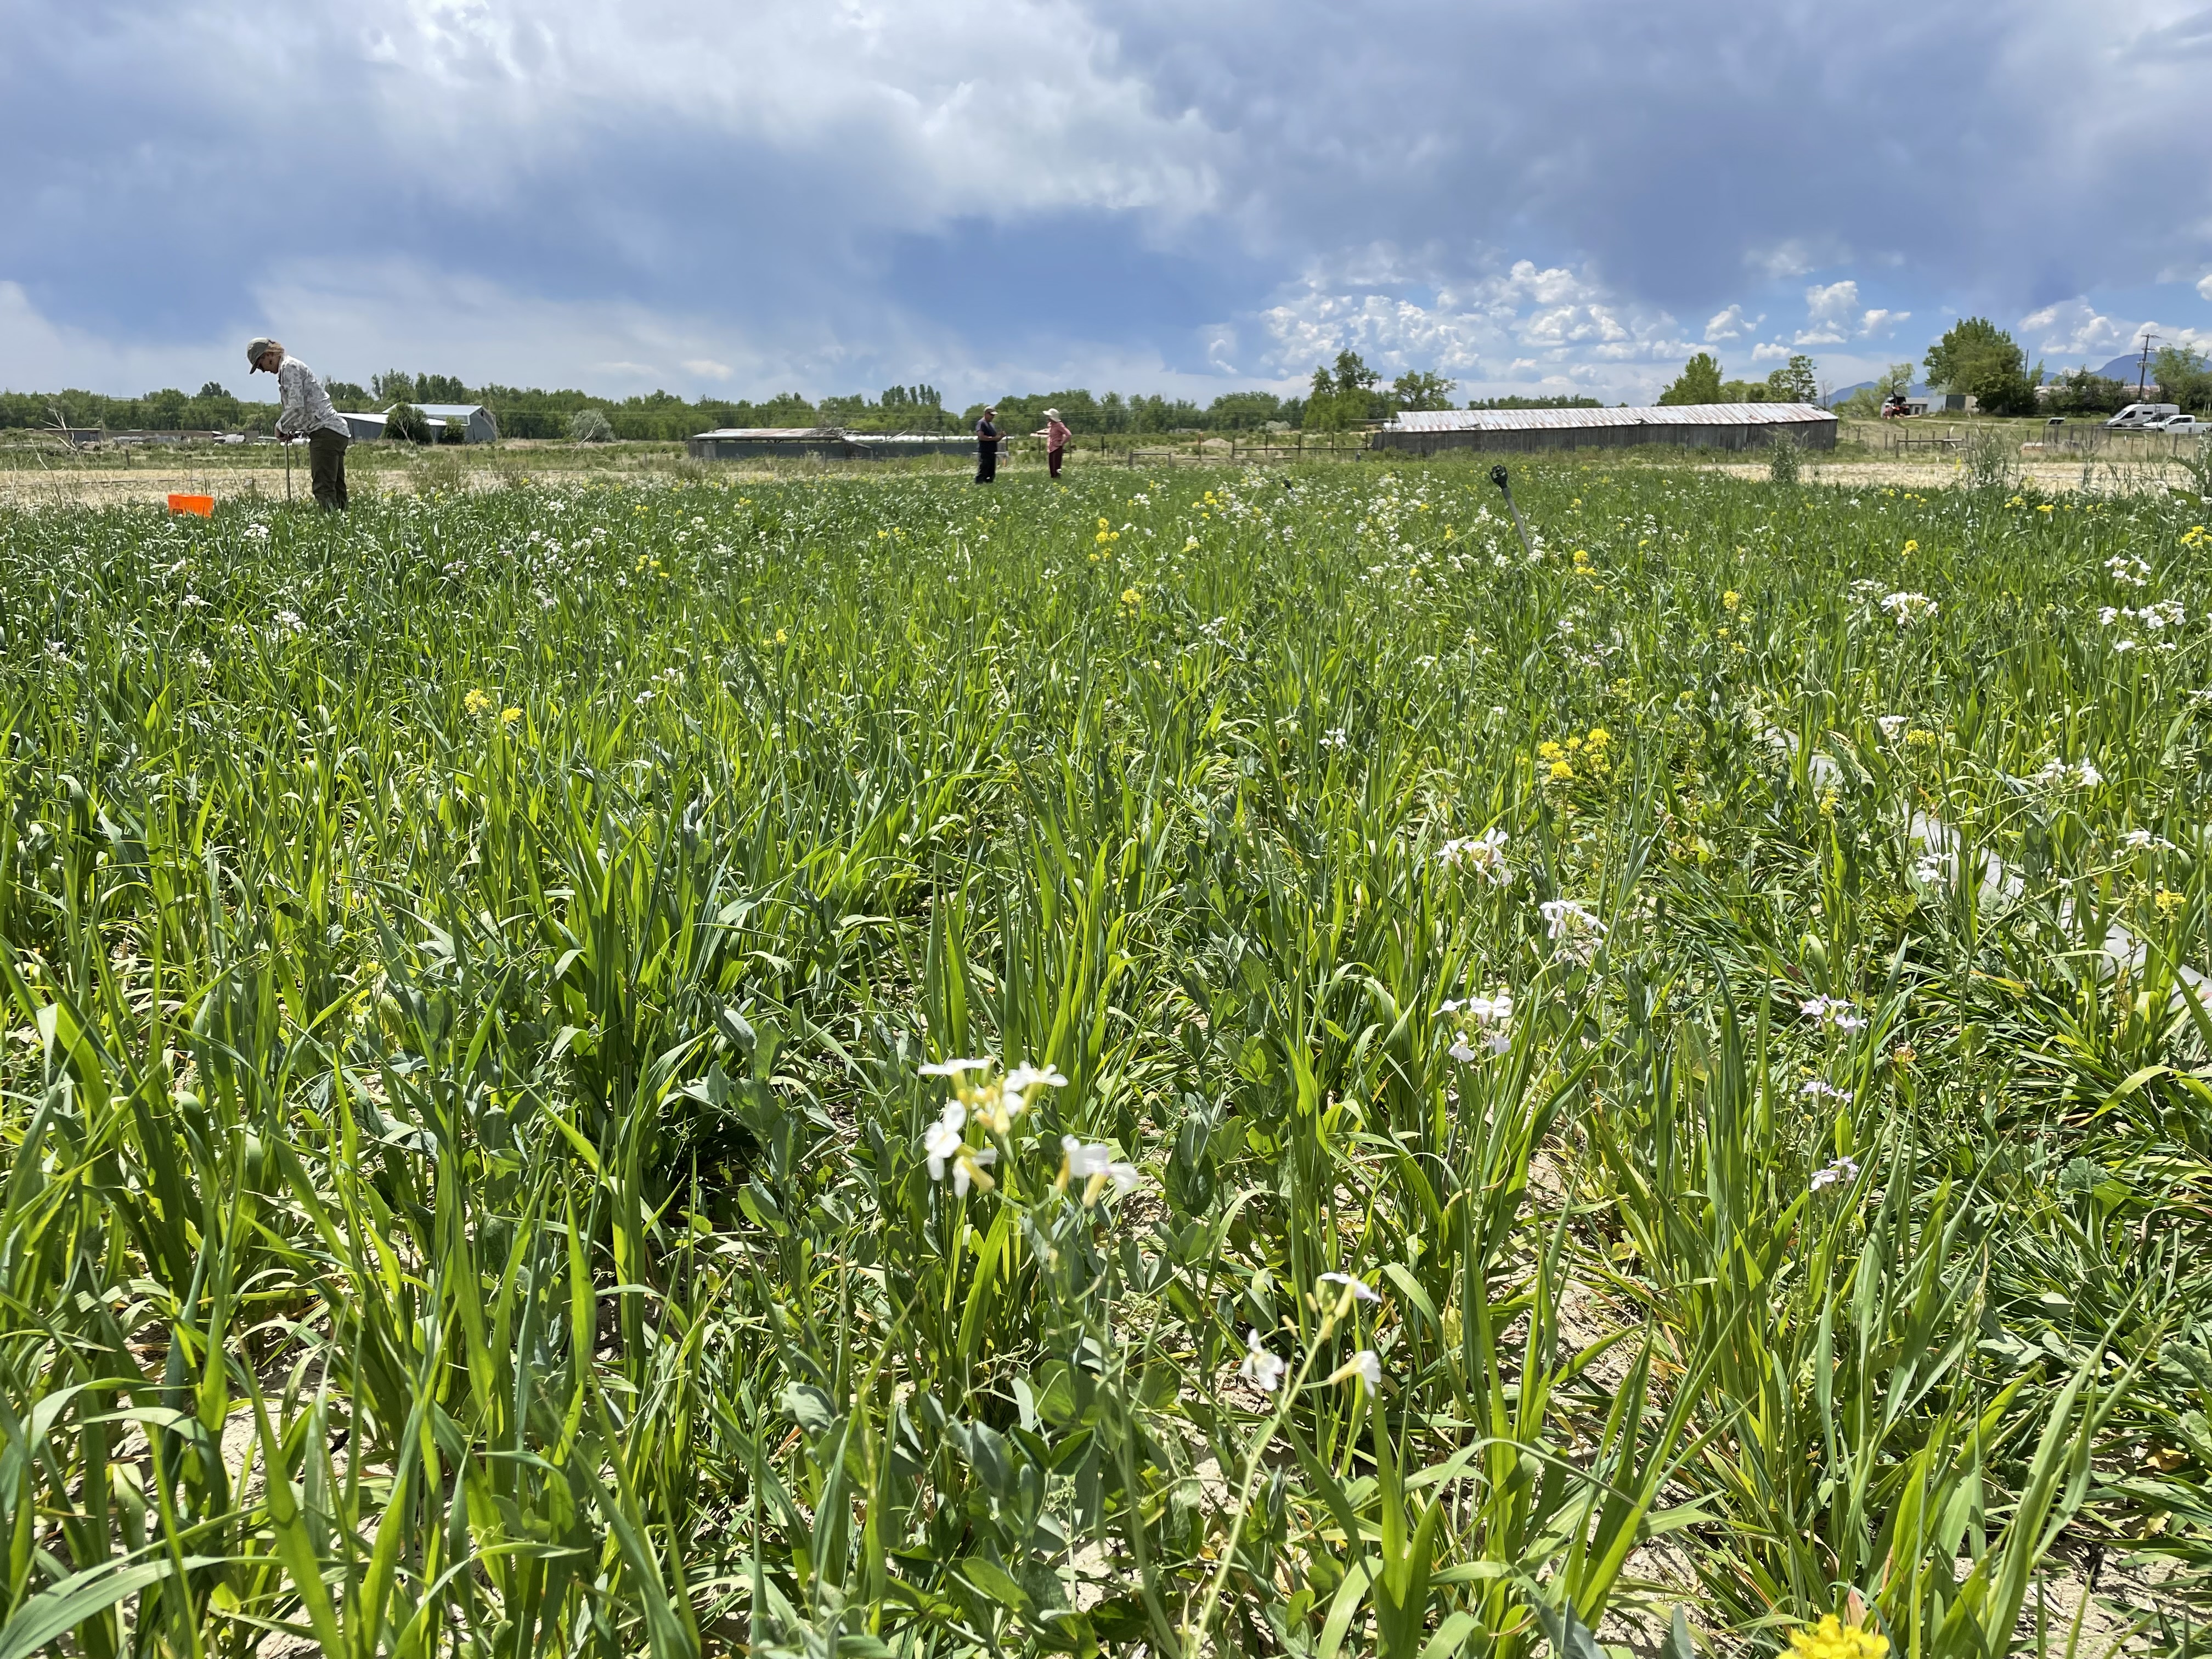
246,337,352,509
1032,408,1072,479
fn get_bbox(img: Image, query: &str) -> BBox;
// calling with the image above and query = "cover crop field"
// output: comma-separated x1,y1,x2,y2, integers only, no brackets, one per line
4,460,2212,1657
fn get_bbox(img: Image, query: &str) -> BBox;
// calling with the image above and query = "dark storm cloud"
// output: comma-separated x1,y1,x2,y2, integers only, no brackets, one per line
1,0,2204,398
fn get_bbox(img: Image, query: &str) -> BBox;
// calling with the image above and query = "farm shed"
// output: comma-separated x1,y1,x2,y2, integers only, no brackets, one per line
686,428,973,461
1375,402,1837,454
338,411,388,442
411,403,500,443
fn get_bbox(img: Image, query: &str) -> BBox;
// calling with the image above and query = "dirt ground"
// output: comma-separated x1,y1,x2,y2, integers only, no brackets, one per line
1,453,2201,510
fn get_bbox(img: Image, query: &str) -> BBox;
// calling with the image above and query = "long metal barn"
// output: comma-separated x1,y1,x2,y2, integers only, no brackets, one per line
1374,403,1838,454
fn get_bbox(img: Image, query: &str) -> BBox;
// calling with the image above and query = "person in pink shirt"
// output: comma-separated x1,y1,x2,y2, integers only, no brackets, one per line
1034,408,1072,479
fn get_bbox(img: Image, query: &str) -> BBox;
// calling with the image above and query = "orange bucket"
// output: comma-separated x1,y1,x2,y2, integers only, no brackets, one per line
166,494,215,516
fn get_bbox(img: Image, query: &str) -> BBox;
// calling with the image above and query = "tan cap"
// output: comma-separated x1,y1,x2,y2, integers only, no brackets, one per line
246,337,281,369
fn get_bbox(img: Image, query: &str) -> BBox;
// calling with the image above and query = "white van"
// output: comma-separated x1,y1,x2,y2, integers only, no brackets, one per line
2107,402,2180,428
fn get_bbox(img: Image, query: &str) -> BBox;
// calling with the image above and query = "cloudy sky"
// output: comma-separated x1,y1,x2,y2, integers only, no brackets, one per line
5,0,2211,406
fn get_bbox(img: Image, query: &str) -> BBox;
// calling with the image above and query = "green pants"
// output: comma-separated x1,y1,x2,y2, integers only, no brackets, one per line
308,428,350,510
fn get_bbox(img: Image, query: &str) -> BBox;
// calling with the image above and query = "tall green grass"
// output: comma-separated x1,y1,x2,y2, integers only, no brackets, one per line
1,463,2208,1656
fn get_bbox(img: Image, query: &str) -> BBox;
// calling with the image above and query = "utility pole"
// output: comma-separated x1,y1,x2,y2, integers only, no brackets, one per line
2137,329,2159,400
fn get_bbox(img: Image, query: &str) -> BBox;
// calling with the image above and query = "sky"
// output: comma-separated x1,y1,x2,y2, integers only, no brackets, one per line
5,0,2212,408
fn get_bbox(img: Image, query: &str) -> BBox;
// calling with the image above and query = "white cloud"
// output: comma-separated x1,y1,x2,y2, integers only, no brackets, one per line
1256,257,1697,399
1751,342,1792,363
683,359,733,380
1791,280,1908,346
1747,241,1821,280
2200,273,2212,301
1705,304,1760,341
2019,299,2132,357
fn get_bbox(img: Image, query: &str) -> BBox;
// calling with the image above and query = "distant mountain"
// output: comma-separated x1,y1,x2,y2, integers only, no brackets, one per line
2096,353,2160,383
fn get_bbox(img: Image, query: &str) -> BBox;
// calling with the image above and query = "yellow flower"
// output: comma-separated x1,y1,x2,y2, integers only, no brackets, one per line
464,688,494,716
1723,589,1742,611
1120,588,1141,607
1572,548,1591,567
1184,535,1200,551
1098,516,1110,529
775,627,789,645
1901,539,1918,554
1787,1615,1888,1659
2036,503,2055,515
2157,887,2186,917
500,706,522,726
1585,727,1609,747
1537,740,1564,760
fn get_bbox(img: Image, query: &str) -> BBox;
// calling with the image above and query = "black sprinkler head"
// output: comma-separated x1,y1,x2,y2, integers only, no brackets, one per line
1489,465,1510,490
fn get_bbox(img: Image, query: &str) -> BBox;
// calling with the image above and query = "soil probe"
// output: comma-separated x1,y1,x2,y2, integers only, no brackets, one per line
285,437,293,503
1489,464,1536,558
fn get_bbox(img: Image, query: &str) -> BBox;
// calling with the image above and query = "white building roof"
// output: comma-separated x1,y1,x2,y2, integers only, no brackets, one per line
1387,402,1833,433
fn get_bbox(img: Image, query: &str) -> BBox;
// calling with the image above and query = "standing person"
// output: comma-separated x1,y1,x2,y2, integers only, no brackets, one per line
246,337,351,510
974,405,1002,483
1034,408,1071,479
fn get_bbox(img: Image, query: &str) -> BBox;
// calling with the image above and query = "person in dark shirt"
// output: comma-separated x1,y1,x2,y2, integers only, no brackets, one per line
974,407,1001,483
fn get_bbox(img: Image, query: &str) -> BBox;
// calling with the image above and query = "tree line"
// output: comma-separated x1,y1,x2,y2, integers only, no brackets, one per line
1660,319,2212,420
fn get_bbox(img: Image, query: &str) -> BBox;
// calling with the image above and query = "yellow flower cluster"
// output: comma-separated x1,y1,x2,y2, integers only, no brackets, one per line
1723,589,1742,612
1537,727,1611,783
463,688,494,716
1787,1615,1888,1659
1094,516,1121,546
2183,524,2209,549
1120,588,1142,608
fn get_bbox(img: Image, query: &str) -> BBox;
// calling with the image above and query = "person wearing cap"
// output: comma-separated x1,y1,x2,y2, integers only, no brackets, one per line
246,338,352,509
974,405,1002,484
1033,408,1071,479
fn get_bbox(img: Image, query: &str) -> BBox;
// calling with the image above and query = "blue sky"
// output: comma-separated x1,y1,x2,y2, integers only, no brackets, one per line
4,0,2210,405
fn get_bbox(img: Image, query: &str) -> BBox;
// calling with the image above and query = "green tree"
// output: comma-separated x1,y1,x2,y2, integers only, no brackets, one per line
2153,345,2212,411
1719,379,1770,403
371,370,416,404
1657,353,1725,405
1764,354,1819,403
384,403,433,443
1388,370,1457,411
1923,318,2040,415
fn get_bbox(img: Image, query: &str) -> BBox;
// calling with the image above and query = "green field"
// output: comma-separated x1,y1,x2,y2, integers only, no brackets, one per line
3,460,2210,1657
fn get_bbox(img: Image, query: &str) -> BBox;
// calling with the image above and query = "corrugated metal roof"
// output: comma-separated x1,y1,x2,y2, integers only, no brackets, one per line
1388,402,1833,433
692,427,840,440
410,403,493,419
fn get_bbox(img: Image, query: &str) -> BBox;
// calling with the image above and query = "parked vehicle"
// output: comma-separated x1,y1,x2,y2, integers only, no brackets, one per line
2145,413,2209,434
2106,402,2180,429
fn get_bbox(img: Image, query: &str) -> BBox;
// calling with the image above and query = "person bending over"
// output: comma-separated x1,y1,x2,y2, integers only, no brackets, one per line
247,337,352,509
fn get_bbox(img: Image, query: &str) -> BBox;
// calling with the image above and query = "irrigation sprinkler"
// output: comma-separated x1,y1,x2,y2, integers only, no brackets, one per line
1489,464,1536,558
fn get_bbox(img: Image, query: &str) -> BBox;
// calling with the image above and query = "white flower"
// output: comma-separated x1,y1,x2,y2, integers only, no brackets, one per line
1801,995,1866,1033
1351,1349,1382,1392
2076,763,2102,788
1799,1079,1853,1103
1239,1328,1287,1393
180,594,210,609
2124,829,2176,851
1880,591,1936,627
1005,1061,1070,1094
1810,1155,1860,1192
1319,1271,1380,1304
274,609,302,630
954,1145,997,1197
920,1057,990,1077
1876,714,1907,740
1437,827,1513,886
923,1109,966,1181
1322,727,1348,749
1062,1135,1111,1178
1539,900,1605,941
